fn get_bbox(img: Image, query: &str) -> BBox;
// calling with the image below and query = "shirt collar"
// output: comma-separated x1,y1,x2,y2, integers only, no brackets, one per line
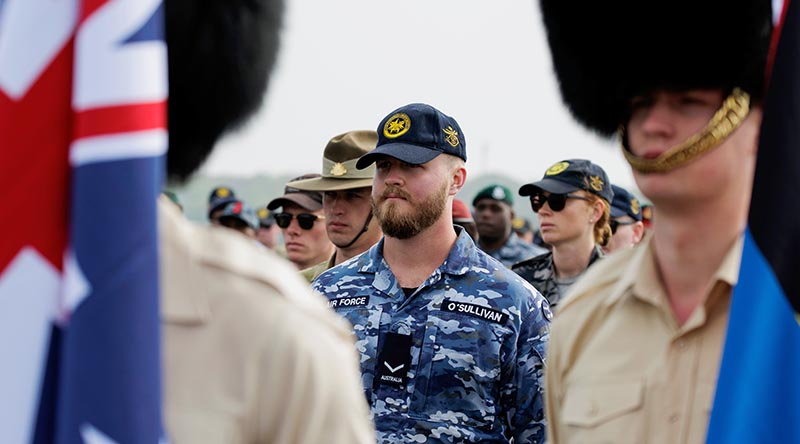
604,233,744,309
357,227,479,278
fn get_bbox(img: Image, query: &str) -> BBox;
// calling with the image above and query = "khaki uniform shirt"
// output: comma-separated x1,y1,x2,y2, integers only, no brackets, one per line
546,235,743,444
159,199,374,444
300,254,336,283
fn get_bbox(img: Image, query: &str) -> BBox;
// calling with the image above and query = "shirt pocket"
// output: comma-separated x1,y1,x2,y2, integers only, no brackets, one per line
562,380,645,444
408,311,507,429
335,305,383,396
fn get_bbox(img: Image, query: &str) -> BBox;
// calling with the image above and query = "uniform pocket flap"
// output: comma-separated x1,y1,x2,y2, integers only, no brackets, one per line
562,380,644,428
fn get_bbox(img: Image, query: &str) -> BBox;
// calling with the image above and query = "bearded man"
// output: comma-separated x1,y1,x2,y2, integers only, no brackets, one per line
312,103,551,444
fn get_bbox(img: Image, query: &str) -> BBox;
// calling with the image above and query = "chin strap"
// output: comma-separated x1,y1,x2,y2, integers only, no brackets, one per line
339,212,374,249
619,88,750,174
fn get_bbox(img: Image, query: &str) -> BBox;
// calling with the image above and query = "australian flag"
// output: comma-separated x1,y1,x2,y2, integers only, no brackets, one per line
0,0,165,443
708,0,800,442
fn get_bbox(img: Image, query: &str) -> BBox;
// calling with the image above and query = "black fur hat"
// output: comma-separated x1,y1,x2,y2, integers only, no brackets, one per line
539,0,773,137
165,0,283,182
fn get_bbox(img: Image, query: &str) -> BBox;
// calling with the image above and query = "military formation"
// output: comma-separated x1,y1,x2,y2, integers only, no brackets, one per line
151,0,776,442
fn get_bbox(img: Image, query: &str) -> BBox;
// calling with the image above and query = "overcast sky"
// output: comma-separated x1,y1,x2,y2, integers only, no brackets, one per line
202,0,637,192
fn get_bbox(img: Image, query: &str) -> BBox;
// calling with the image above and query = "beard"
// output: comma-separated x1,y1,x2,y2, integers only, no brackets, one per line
372,182,449,239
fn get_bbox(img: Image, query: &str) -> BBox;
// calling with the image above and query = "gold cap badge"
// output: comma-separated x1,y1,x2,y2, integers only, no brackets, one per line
383,113,411,138
589,175,604,192
257,208,269,219
545,161,569,176
330,162,347,176
630,198,640,215
216,188,230,197
443,126,460,147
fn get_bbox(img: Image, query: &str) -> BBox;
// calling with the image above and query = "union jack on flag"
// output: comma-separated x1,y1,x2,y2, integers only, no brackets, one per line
0,0,165,443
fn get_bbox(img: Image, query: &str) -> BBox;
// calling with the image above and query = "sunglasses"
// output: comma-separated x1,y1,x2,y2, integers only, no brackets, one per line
609,219,636,234
530,193,591,213
274,212,324,230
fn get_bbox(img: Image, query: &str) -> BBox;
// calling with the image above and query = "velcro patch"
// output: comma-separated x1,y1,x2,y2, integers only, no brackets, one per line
441,299,508,324
375,332,412,389
329,295,370,309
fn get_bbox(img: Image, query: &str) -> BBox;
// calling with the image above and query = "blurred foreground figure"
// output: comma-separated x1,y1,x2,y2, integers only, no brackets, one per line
538,0,772,442
161,0,373,442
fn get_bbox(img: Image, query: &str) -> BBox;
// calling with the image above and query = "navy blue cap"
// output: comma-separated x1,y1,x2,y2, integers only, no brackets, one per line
519,159,613,203
256,207,275,228
356,103,466,169
610,184,642,221
208,186,237,218
218,201,259,231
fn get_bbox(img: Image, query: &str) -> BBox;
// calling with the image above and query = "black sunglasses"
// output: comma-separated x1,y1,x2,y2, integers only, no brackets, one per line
609,219,636,234
274,212,324,230
530,192,592,213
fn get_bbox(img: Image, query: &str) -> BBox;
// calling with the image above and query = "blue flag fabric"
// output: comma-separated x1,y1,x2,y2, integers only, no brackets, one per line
0,0,166,442
708,0,800,442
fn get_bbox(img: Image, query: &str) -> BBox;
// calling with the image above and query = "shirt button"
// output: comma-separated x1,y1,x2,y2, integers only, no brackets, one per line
669,413,680,423
677,340,686,349
587,403,598,416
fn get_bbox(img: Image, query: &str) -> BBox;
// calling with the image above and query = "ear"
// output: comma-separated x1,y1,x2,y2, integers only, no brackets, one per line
449,165,467,196
632,221,645,243
589,199,605,223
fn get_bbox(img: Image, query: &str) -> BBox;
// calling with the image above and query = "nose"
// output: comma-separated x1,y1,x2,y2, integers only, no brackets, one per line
637,97,676,139
382,165,404,187
284,218,302,237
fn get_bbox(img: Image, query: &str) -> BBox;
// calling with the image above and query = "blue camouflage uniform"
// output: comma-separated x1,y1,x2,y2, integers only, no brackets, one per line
312,228,551,444
485,232,547,268
511,246,604,311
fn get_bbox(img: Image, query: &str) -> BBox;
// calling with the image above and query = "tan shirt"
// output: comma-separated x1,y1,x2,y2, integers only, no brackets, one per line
546,235,743,444
159,199,374,444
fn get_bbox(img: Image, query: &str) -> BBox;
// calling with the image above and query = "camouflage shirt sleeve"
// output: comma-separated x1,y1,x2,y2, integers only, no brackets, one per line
502,291,551,444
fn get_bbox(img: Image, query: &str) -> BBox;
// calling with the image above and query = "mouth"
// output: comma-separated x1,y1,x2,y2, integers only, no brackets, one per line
328,222,349,230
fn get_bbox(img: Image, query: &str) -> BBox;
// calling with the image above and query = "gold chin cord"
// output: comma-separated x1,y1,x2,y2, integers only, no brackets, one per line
619,88,751,174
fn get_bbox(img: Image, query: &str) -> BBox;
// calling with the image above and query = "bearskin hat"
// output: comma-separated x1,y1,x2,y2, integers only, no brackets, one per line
165,0,283,182
539,0,773,136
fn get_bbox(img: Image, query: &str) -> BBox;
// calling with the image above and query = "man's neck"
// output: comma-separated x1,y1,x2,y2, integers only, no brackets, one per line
551,235,596,279
652,195,749,324
479,230,511,253
334,230,383,266
383,220,458,288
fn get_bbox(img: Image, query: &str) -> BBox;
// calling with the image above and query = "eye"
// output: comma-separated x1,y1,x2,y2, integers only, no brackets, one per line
376,160,391,170
629,95,653,112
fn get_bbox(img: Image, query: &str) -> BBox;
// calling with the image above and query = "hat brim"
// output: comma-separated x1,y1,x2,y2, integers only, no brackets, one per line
288,176,373,192
519,178,580,196
267,194,322,211
355,143,441,170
